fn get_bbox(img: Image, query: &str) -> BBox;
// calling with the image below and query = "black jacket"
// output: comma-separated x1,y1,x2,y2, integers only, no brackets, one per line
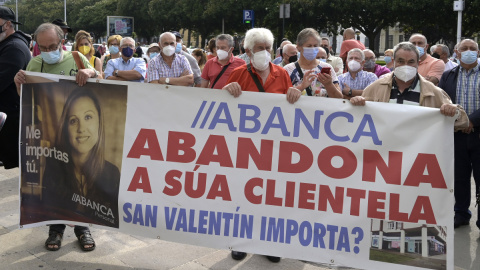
438,65,480,127
0,30,31,113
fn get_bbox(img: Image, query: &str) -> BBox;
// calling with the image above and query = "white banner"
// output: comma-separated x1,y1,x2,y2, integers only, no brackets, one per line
20,72,454,270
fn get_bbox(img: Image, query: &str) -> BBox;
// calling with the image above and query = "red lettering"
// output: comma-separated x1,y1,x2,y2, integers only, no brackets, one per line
163,170,182,196
284,181,296,207
166,131,196,163
265,179,283,206
206,174,232,201
346,188,366,216
127,167,152,193
409,196,436,224
244,177,263,204
197,135,233,167
236,138,273,171
318,146,357,179
389,193,409,222
404,153,447,189
318,185,344,213
298,183,316,210
127,129,163,160
367,191,386,219
363,150,402,185
184,171,206,199
278,141,313,173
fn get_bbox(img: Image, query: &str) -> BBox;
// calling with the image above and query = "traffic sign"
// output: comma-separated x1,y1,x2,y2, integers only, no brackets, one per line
243,10,254,23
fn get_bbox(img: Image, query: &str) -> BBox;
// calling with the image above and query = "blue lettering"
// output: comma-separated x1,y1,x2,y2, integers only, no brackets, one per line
133,204,144,226
145,205,157,228
285,219,299,244
337,227,351,252
294,109,323,139
260,216,267,240
240,215,254,239
123,202,132,223
208,211,222,235
299,221,313,246
352,114,382,145
313,222,326,248
327,225,339,250
222,212,233,236
238,104,261,133
198,210,208,234
261,107,290,136
164,207,177,230
208,102,237,131
175,208,188,231
325,112,353,142
188,209,198,233
267,217,285,243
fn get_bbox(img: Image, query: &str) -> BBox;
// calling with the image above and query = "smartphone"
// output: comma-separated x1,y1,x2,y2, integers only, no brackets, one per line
320,67,331,74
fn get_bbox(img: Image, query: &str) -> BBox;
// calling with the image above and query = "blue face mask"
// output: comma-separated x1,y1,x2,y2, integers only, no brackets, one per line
319,58,327,62
384,56,392,64
109,45,119,54
122,46,134,57
461,50,478,65
302,47,320,61
175,43,182,54
41,48,62,64
417,46,425,57
150,52,159,59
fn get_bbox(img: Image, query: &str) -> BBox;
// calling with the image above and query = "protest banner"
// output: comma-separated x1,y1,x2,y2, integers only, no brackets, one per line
19,72,454,270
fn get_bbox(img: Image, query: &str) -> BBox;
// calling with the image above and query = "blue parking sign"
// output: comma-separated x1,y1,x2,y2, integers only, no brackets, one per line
243,10,254,22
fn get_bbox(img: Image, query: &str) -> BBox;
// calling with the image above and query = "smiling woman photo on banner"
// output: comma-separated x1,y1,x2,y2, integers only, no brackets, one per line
42,88,120,228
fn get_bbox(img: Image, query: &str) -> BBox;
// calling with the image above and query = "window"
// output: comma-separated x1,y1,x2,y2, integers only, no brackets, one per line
399,35,404,43
365,37,370,48
388,35,393,49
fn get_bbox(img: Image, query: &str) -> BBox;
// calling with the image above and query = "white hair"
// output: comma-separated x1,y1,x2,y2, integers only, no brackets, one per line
120,37,135,47
243,28,274,51
348,48,365,61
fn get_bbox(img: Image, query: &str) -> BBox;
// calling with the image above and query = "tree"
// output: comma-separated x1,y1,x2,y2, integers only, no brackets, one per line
75,0,118,38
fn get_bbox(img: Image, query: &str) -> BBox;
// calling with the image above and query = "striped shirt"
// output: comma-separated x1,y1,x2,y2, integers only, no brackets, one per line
338,70,377,91
456,65,480,115
389,75,420,106
147,53,192,83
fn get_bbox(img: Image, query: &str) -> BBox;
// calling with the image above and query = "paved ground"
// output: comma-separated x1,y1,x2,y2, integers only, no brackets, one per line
1,167,479,270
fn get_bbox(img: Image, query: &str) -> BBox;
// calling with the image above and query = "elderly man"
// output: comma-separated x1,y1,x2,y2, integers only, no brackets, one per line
223,29,301,262
438,39,480,230
0,6,31,169
432,44,458,72
200,34,245,89
278,43,298,67
321,37,343,76
14,22,99,253
172,31,202,86
340,28,365,69
33,18,71,57
363,49,390,77
272,39,292,65
147,32,193,86
409,34,445,85
350,41,467,123
104,37,146,82
337,48,377,99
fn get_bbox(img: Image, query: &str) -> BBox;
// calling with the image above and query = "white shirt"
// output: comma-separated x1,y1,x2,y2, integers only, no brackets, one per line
444,59,458,72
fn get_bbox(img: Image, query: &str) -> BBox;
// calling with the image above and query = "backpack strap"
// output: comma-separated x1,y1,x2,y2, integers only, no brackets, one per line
246,63,265,92
211,63,230,89
295,61,312,96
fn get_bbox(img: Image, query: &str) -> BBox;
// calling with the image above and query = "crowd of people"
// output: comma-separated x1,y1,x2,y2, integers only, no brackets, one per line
1,5,479,263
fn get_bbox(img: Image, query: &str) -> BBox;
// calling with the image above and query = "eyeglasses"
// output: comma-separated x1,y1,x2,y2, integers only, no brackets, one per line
39,42,61,52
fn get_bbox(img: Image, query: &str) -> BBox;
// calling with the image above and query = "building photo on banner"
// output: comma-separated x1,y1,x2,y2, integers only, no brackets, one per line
18,72,455,270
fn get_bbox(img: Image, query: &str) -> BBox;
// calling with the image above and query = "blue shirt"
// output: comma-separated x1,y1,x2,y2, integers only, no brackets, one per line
105,57,147,82
456,64,480,115
338,70,377,91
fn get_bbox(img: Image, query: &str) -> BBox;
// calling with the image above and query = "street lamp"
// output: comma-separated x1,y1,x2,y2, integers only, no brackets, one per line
355,30,361,41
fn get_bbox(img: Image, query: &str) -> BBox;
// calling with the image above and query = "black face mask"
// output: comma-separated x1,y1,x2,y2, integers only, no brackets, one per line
279,48,283,57
431,53,440,59
321,46,330,57
288,55,298,63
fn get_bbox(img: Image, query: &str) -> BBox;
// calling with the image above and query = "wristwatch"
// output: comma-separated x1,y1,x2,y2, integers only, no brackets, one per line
348,89,352,96
165,77,170,84
114,70,119,77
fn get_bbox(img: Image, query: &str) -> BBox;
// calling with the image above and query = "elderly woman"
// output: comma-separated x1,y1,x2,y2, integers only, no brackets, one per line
222,28,301,104
74,30,102,76
43,89,120,252
384,49,394,71
101,34,122,75
284,28,342,98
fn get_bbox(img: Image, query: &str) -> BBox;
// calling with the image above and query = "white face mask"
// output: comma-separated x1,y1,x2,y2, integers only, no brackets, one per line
217,49,229,60
394,65,417,82
348,60,361,72
251,50,271,71
162,45,175,57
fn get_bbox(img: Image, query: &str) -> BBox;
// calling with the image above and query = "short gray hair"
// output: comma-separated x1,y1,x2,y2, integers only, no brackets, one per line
347,48,365,61
393,42,420,61
363,49,375,56
120,37,135,47
34,23,63,43
243,28,274,51
436,44,450,57
216,34,234,48
296,28,321,46
430,45,437,54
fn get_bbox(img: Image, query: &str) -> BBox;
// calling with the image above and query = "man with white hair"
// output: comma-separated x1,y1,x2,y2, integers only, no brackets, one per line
104,37,146,82
223,28,301,105
409,33,445,85
278,43,297,67
147,32,193,86
272,39,291,65
337,48,377,99
432,44,458,71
